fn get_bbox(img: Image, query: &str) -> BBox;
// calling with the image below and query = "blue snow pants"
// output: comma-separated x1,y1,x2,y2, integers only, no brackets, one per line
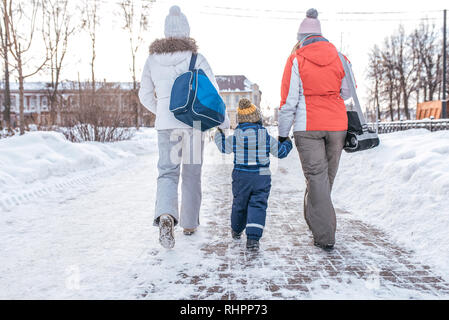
231,169,271,241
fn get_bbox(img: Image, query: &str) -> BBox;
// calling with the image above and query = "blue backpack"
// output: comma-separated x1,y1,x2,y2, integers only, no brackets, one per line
169,53,226,131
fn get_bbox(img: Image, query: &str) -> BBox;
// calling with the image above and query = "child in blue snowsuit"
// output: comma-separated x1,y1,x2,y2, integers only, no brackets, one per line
214,98,293,251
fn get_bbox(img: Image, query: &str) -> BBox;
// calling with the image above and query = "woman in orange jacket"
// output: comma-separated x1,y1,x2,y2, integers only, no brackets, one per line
278,8,354,251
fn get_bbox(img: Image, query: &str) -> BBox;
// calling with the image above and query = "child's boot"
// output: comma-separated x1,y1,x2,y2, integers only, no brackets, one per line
246,239,260,251
232,230,242,240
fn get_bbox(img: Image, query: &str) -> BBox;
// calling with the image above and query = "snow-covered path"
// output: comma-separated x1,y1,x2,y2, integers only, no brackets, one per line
0,158,157,299
1,138,449,299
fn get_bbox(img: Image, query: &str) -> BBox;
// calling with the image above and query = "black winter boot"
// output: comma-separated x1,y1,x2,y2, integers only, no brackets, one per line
232,230,242,240
246,239,260,251
314,241,334,252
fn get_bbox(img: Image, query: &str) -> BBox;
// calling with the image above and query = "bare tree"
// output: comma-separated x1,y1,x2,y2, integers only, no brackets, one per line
373,20,448,121
367,21,449,121
82,0,99,93
42,0,76,125
412,21,442,102
6,0,50,134
367,46,382,120
367,37,399,121
117,0,153,129
381,37,402,121
61,81,134,142
0,0,12,130
393,26,418,120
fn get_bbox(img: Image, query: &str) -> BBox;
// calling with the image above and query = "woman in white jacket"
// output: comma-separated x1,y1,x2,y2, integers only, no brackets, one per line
139,5,229,248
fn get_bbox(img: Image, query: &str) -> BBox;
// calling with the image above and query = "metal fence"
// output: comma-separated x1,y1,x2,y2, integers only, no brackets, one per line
367,119,449,134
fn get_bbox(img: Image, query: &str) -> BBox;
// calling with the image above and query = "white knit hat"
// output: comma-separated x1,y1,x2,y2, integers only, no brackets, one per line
164,5,190,38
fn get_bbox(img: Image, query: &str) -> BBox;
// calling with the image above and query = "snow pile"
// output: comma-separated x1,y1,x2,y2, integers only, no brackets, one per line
334,129,449,276
0,129,157,211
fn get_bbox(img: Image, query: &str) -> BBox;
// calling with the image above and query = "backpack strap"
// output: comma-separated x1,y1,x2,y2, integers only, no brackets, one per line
338,53,368,128
189,53,198,71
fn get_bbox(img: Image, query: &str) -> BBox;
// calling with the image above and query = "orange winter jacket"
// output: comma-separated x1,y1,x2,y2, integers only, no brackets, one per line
278,37,350,136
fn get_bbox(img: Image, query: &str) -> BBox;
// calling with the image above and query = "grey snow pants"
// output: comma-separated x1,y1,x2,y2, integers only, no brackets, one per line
293,131,346,246
154,129,204,229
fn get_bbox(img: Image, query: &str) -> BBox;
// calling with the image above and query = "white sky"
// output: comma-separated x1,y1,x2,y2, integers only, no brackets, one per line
28,0,448,115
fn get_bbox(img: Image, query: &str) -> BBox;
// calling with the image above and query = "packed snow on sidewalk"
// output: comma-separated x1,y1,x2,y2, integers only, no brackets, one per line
0,129,157,211
1,127,448,299
334,129,449,277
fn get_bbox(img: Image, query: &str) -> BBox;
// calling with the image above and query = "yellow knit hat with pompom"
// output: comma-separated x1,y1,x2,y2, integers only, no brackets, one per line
237,98,262,123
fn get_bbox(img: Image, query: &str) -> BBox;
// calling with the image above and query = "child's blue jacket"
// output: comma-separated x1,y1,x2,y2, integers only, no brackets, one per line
214,122,293,173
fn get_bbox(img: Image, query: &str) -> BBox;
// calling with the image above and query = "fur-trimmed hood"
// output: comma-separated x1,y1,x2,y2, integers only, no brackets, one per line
149,38,198,55
139,38,228,130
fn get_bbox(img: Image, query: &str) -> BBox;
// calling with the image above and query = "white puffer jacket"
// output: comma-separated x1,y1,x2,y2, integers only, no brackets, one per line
139,38,230,130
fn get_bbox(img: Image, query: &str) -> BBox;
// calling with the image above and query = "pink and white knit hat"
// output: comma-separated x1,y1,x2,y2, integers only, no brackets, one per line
297,8,321,40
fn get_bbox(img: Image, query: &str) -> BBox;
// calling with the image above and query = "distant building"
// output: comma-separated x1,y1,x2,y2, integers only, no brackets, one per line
416,101,442,119
0,82,155,127
0,82,50,127
215,75,262,128
1,76,262,129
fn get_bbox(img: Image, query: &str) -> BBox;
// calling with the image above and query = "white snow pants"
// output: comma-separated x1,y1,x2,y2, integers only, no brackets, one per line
154,128,204,229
